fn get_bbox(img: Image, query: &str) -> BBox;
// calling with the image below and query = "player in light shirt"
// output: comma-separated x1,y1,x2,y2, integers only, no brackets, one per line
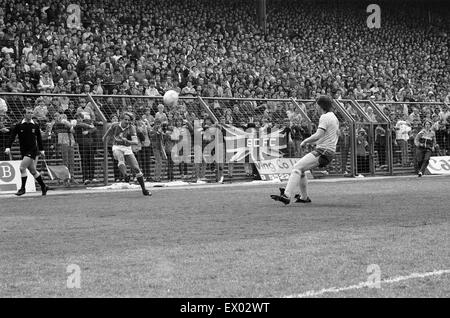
271,95,339,204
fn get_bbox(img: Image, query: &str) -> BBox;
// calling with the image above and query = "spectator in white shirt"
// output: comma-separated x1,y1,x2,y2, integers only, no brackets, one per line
395,114,412,167
37,70,55,92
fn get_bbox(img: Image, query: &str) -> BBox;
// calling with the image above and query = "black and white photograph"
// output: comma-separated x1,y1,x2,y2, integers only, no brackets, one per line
0,0,449,305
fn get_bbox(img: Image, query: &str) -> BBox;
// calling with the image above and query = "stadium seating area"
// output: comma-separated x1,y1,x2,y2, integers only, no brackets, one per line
0,0,450,185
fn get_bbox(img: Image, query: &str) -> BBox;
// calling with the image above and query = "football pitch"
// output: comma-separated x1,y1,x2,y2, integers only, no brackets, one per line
0,176,449,298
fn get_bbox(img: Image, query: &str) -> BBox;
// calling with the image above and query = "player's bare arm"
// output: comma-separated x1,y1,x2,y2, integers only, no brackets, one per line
301,128,325,147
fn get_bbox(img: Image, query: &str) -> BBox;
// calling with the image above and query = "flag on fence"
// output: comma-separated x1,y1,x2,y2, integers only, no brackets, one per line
222,124,287,163
43,160,71,180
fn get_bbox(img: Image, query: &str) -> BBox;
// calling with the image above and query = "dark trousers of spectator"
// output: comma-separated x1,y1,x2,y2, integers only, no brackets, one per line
339,143,350,173
293,139,302,157
228,162,234,177
61,144,75,178
357,155,370,174
216,162,224,181
138,146,152,179
108,146,121,181
43,140,56,158
179,162,188,177
435,130,446,154
252,163,260,179
152,147,163,181
195,160,206,180
397,140,409,166
78,144,95,181
376,142,386,167
410,142,418,172
416,147,432,174
167,153,174,181
244,162,252,175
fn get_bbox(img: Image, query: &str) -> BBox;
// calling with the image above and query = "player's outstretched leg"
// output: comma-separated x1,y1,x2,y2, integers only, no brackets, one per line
129,156,151,196
278,188,300,200
137,175,151,196
271,153,318,205
296,171,312,203
277,187,311,203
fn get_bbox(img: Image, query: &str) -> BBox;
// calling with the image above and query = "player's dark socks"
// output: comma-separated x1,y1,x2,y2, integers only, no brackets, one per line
35,175,46,189
136,176,146,190
21,176,27,191
15,188,26,196
41,185,49,196
137,176,151,196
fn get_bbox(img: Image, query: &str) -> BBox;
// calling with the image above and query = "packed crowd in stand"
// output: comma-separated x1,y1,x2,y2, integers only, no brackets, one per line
0,0,450,184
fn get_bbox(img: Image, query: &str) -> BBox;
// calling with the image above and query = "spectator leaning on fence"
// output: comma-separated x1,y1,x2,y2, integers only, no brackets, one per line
52,112,76,186
74,112,97,185
148,118,165,182
394,114,412,167
414,120,436,177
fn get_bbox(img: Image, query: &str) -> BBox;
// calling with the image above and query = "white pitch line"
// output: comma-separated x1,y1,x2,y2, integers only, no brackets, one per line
284,269,450,298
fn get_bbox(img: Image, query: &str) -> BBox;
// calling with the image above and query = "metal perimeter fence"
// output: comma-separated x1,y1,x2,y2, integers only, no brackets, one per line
0,92,449,188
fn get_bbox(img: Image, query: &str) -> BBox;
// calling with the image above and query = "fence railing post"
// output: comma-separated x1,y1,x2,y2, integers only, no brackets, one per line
87,94,109,186
197,96,219,123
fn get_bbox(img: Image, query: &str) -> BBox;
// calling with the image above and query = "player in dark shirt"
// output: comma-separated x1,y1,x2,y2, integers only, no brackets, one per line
4,107,49,196
102,112,151,196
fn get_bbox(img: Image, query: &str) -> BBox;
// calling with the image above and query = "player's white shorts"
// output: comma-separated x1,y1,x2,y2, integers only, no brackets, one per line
112,145,134,162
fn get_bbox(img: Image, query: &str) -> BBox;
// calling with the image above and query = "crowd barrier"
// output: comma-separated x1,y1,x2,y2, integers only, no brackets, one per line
0,92,449,190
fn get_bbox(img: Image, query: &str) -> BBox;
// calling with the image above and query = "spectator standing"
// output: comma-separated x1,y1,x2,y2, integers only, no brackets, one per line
394,114,412,167
356,127,370,176
136,115,152,181
414,120,436,177
52,113,76,186
162,122,176,182
106,115,122,182
375,124,387,169
74,113,97,185
148,118,165,182
338,122,351,175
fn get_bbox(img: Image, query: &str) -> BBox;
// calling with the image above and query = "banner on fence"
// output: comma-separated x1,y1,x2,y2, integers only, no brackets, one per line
427,156,450,175
254,158,308,181
0,161,37,194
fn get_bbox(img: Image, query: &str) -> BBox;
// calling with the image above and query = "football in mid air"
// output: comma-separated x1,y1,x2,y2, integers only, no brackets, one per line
163,90,179,107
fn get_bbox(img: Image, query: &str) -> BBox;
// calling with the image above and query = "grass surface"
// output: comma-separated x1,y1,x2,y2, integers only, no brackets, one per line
0,177,449,297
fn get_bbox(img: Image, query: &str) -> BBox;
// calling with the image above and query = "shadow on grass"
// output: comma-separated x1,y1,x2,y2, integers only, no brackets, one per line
303,203,364,209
